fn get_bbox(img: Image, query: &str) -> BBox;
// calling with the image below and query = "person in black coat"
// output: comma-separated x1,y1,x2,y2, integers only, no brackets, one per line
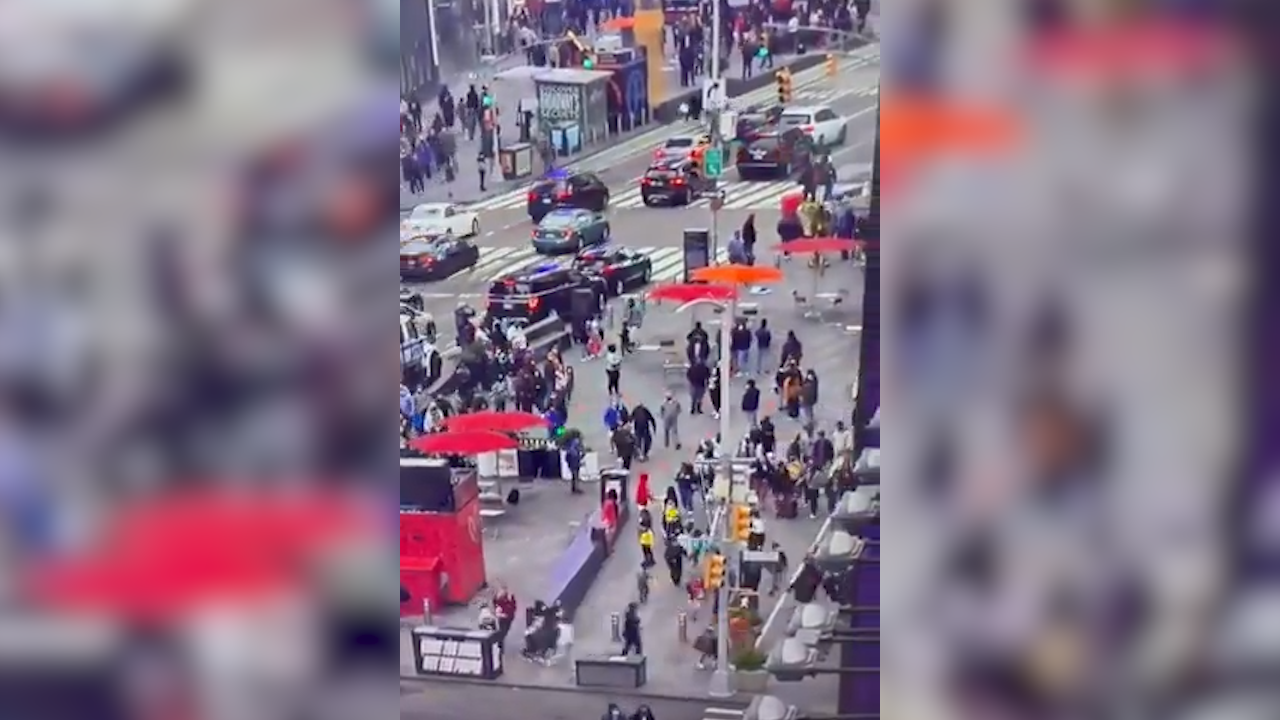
631,402,657,461
741,214,758,265
621,602,643,655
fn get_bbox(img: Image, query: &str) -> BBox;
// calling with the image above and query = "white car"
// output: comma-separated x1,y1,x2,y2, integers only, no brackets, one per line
403,202,481,238
779,105,847,147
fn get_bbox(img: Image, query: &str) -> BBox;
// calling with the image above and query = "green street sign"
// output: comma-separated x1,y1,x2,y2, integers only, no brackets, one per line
705,147,723,178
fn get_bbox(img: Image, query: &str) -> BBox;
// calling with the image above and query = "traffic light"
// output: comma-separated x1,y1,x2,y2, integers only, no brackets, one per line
705,554,725,589
731,504,752,542
776,68,793,104
825,53,838,78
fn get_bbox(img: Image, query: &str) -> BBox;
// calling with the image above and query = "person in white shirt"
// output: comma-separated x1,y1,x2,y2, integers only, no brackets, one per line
605,344,622,397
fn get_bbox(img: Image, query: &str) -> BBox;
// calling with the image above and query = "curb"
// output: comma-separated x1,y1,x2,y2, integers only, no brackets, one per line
398,672,755,705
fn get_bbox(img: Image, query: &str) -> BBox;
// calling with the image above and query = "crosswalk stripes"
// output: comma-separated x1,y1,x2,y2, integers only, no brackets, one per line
456,51,880,215
429,245,729,286
462,89,877,214
701,707,746,720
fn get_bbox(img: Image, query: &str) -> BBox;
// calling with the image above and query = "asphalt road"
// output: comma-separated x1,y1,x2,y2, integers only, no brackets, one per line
400,44,881,213
403,48,879,316
401,683,749,720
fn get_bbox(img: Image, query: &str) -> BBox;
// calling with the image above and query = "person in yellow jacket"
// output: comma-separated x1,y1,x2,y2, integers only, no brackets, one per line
639,527,656,568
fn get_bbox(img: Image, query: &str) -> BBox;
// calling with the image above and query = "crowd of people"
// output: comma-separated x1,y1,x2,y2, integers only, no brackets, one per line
398,287,868,675
400,84,499,194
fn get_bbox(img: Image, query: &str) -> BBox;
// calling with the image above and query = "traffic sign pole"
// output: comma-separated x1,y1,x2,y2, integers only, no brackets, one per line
704,148,723,178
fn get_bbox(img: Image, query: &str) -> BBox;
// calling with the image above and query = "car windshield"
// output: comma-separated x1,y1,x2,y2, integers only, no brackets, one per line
410,206,444,220
490,280,532,296
402,239,446,256
541,213,580,229
575,254,609,270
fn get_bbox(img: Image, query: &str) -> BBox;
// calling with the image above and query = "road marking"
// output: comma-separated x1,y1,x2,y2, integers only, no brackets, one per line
409,246,732,288
703,708,746,720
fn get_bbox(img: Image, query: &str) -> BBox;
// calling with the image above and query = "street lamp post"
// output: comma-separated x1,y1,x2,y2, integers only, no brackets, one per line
674,296,736,698
708,297,735,698
852,108,880,452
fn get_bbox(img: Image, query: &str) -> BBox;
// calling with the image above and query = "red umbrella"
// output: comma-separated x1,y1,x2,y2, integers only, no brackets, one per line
410,430,519,456
442,410,549,433
647,283,738,304
27,492,372,620
773,237,862,254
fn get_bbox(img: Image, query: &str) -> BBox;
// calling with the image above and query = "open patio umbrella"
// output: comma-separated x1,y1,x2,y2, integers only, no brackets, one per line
441,410,549,433
647,283,738,304
1027,22,1225,79
27,493,371,621
772,237,862,255
410,430,519,456
882,95,1020,200
690,264,784,286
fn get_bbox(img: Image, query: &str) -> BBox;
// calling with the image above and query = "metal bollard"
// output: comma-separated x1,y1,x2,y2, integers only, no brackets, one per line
422,599,433,625
677,612,688,643
610,612,622,642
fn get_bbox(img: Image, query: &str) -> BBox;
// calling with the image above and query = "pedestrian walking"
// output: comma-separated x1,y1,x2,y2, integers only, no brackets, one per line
660,393,682,450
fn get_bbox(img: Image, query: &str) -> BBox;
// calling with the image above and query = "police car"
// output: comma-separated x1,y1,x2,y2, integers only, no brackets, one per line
400,303,443,388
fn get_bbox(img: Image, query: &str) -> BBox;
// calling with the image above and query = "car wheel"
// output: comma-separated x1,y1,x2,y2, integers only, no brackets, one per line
602,224,611,243
470,219,480,236
613,278,624,296
837,127,848,145
643,266,652,284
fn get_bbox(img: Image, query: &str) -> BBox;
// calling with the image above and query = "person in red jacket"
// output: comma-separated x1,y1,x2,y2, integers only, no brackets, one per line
493,583,518,652
601,489,620,537
636,472,652,508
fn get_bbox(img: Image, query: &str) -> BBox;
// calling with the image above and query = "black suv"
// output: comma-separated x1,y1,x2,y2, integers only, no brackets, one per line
486,266,605,323
526,171,610,222
736,128,815,181
640,159,710,206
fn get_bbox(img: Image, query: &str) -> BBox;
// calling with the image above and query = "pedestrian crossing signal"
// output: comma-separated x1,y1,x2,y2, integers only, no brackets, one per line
705,554,725,589
731,504,752,542
776,69,792,104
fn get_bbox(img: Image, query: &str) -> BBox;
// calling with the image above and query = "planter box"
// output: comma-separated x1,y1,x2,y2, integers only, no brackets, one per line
733,669,770,694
